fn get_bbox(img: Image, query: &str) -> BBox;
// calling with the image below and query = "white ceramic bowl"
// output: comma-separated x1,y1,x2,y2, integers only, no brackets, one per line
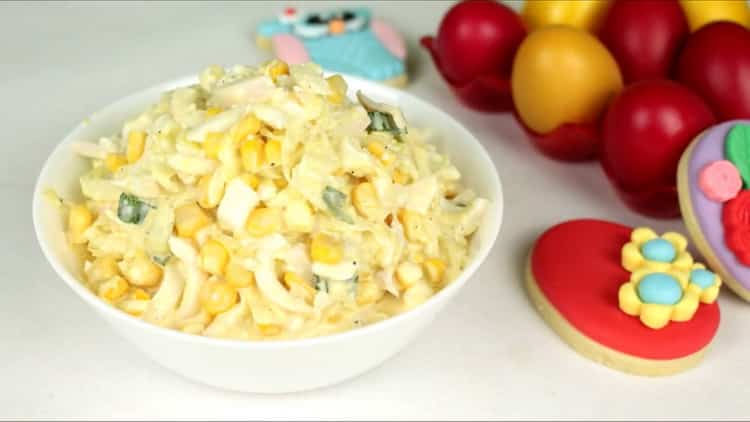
32,73,503,393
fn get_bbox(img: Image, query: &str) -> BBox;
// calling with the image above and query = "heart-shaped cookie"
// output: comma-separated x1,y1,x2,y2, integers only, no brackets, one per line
526,219,720,376
678,120,750,301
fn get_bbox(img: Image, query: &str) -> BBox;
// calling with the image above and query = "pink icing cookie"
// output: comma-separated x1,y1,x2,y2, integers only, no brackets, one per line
698,160,742,202
371,19,406,60
271,33,310,65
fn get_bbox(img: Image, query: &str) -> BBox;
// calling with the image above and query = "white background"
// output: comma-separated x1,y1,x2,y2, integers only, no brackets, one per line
3,1,750,420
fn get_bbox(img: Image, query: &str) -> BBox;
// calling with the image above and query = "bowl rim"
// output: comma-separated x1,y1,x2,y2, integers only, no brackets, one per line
32,72,503,350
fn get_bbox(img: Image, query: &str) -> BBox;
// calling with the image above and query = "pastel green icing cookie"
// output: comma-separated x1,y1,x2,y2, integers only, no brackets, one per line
725,124,750,187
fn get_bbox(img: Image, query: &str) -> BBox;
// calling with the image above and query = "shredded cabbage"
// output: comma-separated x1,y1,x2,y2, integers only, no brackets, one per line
61,61,488,340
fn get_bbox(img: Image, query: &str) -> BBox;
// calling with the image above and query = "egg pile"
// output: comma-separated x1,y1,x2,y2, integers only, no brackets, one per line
422,0,750,218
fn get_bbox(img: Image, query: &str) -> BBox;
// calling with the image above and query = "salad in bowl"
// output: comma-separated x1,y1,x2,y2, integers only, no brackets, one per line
50,61,488,341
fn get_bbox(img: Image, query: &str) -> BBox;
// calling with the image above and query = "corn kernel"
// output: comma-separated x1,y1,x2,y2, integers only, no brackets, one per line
133,288,151,300
174,203,212,238
396,261,423,288
123,254,163,287
367,141,385,158
283,271,303,288
327,74,347,91
200,239,229,275
197,173,225,209
233,114,262,143
283,198,314,232
393,169,411,185
240,138,265,172
274,178,288,189
310,233,343,264
126,130,147,163
197,175,212,208
238,173,261,190
268,60,289,82
283,271,315,303
226,259,255,287
398,209,422,242
327,74,347,93
122,305,146,317
118,300,148,316
258,323,282,336
87,256,120,283
326,306,344,324
68,204,94,244
206,107,223,117
202,132,223,159
443,183,458,199
328,93,344,105
264,140,281,167
200,282,238,315
99,276,129,302
283,272,311,292
352,182,380,220
357,280,385,305
327,74,348,104
380,151,395,166
104,153,127,172
246,207,283,237
423,258,446,286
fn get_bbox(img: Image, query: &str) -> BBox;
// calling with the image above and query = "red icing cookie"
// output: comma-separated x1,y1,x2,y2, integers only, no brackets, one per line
527,219,720,375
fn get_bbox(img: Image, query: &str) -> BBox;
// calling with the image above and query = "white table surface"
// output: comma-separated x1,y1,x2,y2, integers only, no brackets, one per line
4,1,750,419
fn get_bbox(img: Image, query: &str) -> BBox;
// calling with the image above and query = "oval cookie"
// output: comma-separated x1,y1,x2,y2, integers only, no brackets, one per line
526,219,720,376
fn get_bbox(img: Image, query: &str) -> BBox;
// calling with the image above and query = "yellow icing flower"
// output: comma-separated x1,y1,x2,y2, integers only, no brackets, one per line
621,227,693,273
686,263,722,305
618,268,700,330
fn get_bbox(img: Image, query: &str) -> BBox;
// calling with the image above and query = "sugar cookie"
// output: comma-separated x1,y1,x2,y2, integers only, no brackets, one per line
677,120,750,301
526,219,721,376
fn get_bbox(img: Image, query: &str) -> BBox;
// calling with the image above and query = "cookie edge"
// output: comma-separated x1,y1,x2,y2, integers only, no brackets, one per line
524,249,708,376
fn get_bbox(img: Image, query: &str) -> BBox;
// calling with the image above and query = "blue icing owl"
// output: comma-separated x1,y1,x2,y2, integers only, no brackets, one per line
256,7,407,86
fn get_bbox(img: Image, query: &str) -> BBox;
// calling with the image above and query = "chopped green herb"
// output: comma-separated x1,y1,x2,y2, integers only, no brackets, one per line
117,193,153,224
347,274,359,295
367,111,406,138
152,254,171,266
313,274,329,293
322,186,354,224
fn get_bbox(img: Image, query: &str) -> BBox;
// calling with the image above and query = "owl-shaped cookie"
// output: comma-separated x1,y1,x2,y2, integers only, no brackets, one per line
256,7,407,87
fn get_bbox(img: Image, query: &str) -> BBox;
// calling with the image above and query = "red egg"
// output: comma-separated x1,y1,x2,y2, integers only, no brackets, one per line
677,21,750,120
599,0,689,83
600,80,716,218
513,111,602,162
421,0,526,111
431,0,525,84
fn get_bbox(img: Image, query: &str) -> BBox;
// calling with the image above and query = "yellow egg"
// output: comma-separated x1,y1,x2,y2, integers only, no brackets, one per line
680,0,750,32
511,26,623,134
522,0,611,33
